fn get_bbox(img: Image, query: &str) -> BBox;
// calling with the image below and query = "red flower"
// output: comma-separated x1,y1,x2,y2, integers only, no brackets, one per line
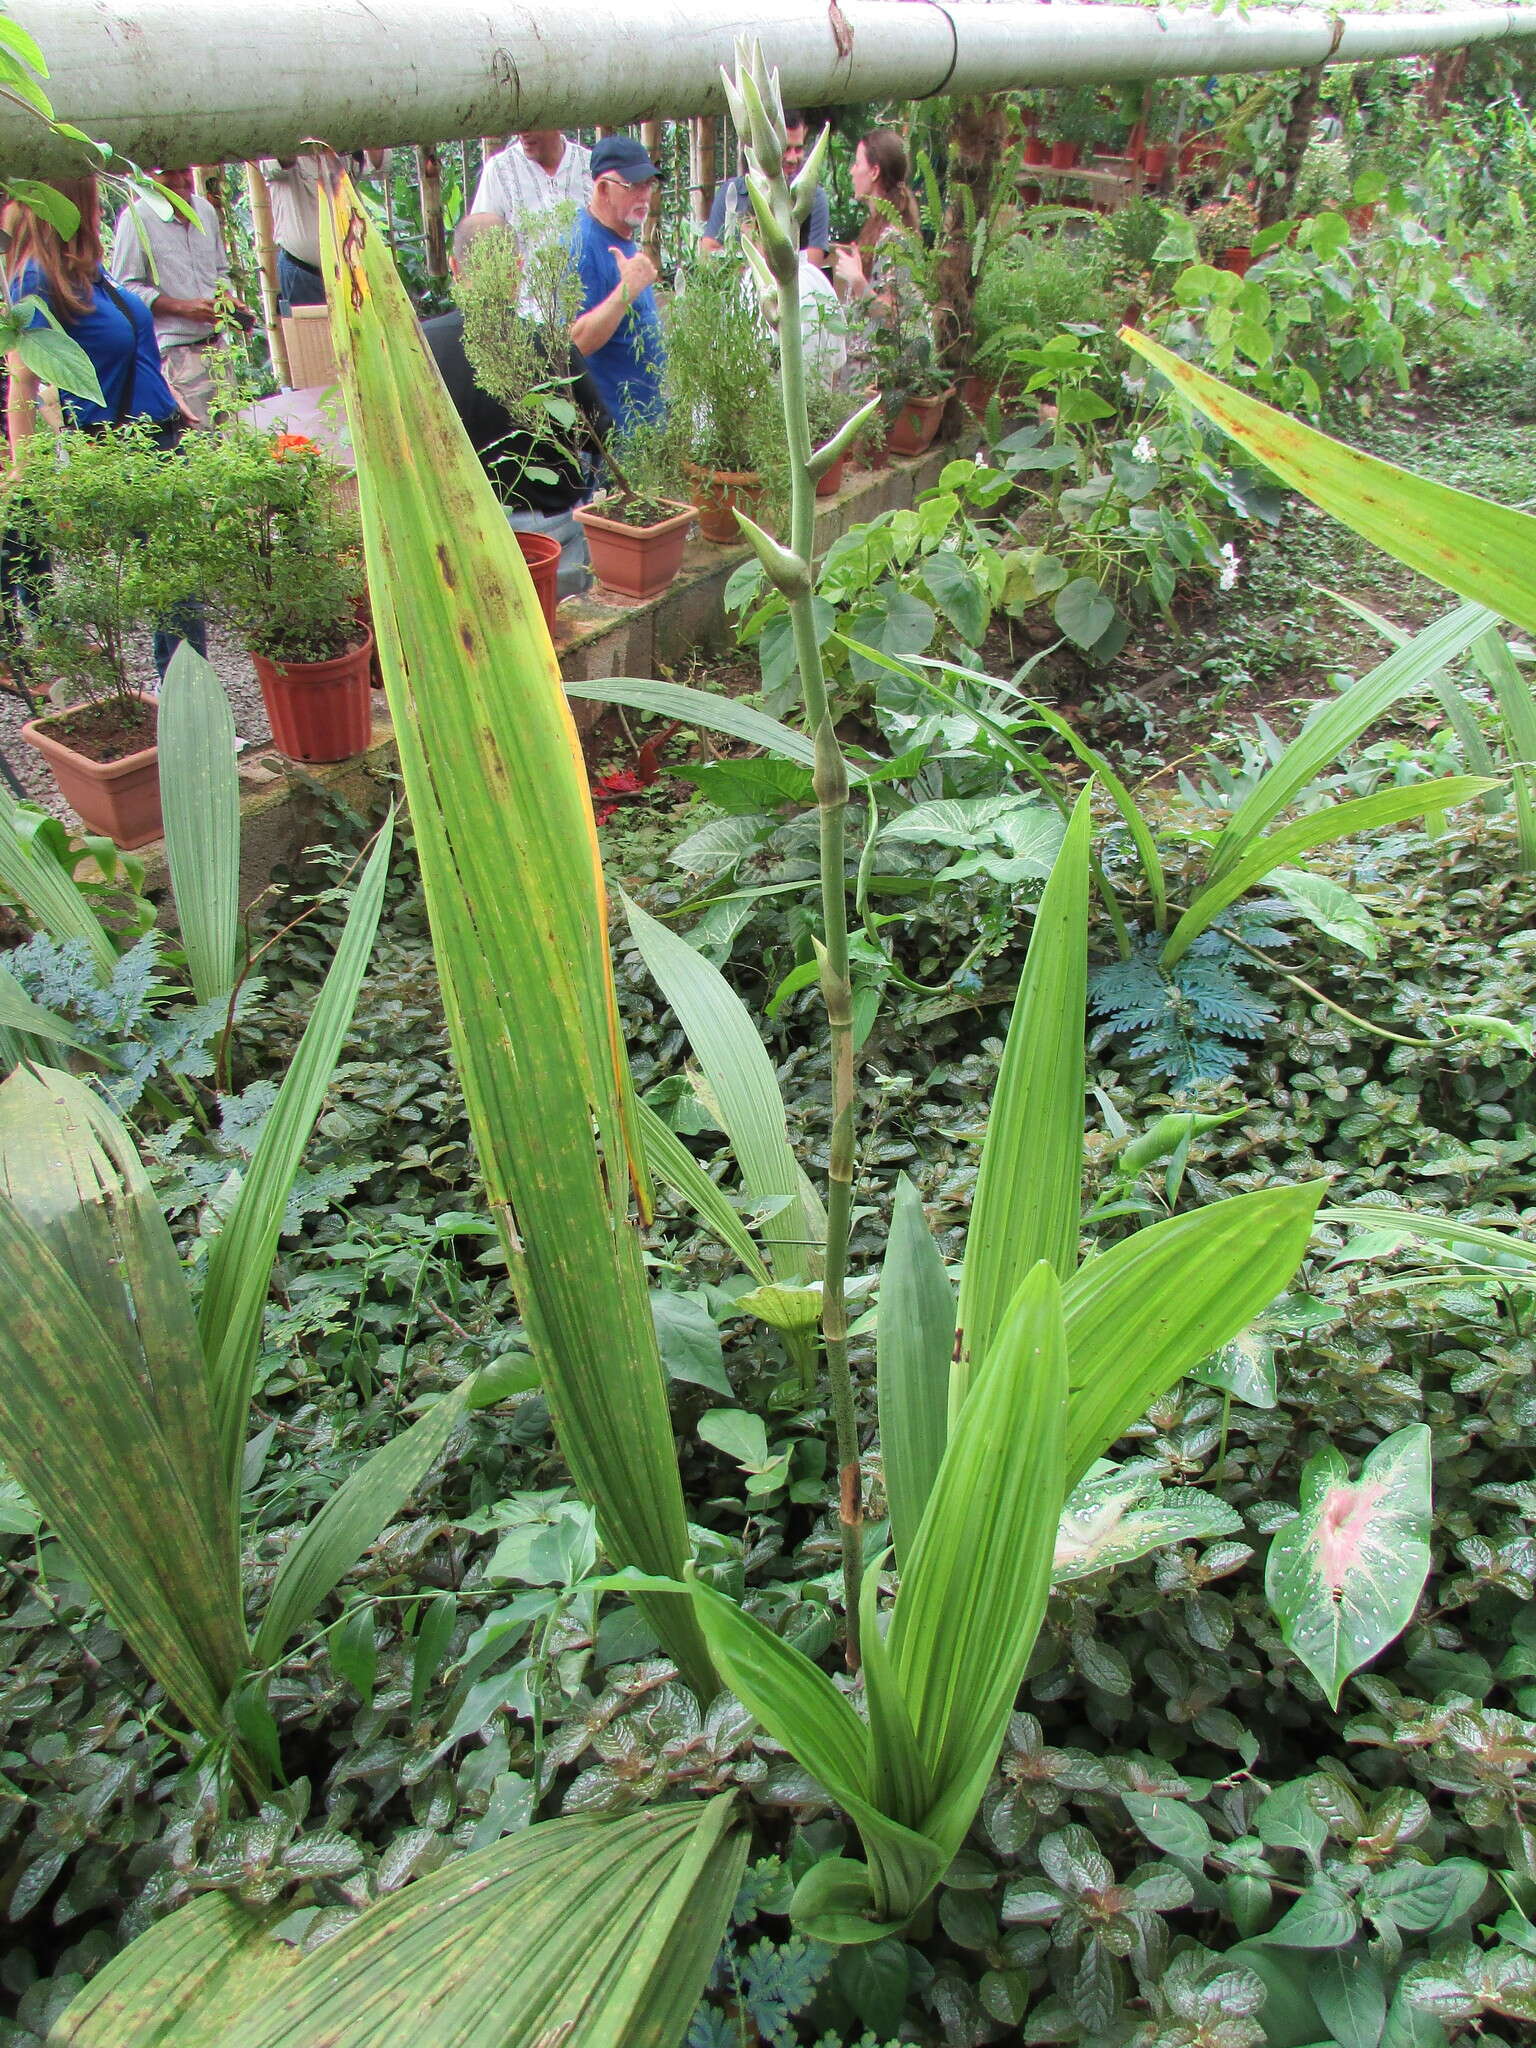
594,769,643,796
272,431,318,461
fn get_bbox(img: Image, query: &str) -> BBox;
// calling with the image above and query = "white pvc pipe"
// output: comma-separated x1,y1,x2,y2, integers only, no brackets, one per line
7,0,1536,174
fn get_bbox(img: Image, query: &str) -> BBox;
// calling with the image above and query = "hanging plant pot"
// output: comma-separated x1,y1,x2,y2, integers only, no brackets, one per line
513,529,562,637
683,462,764,545
1023,135,1048,167
885,389,954,457
1216,245,1254,278
815,453,847,499
574,498,695,601
21,693,162,848
1049,140,1080,170
251,631,376,764
1142,144,1171,180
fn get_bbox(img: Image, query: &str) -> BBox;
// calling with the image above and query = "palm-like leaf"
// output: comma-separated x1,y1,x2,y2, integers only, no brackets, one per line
318,168,711,1695
53,1800,746,2048
157,643,241,1005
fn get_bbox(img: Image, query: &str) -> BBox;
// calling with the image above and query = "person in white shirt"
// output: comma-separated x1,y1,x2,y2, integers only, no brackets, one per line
473,131,593,224
471,132,593,310
111,165,254,425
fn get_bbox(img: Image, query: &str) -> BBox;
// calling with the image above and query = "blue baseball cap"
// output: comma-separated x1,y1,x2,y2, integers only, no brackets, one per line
590,135,665,183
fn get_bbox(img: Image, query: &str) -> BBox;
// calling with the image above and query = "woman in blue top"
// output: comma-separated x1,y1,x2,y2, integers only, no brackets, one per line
3,174,205,678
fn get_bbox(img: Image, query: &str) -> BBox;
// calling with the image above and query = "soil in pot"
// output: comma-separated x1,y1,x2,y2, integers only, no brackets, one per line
22,692,163,848
513,530,562,637
252,633,376,764
574,499,695,602
683,463,764,545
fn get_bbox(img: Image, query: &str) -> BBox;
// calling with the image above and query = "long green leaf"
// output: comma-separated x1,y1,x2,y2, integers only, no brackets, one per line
1318,1202,1536,1269
1331,585,1503,801
1123,327,1536,638
637,1095,773,1286
1204,603,1494,883
1010,695,1166,929
50,1895,292,2047
0,1071,246,1747
566,676,834,772
1472,629,1536,870
876,1174,954,1567
158,643,241,1005
199,813,394,1496
890,1262,1066,1845
320,172,711,1696
1164,775,1497,966
624,894,823,1286
688,1576,941,1937
54,1802,746,2048
252,1384,471,1668
952,790,1090,1415
0,784,117,980
1061,1182,1323,1486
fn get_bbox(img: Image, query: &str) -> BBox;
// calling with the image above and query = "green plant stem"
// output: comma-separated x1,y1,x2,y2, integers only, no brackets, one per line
775,229,863,1668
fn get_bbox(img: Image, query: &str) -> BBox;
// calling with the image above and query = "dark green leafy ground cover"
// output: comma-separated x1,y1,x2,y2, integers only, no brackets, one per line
2,378,1536,2048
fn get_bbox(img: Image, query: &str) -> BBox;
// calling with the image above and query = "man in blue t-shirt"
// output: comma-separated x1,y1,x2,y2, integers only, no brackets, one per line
700,111,830,265
568,135,666,438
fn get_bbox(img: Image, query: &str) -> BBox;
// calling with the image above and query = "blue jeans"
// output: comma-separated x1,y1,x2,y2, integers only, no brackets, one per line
152,608,208,684
278,249,326,314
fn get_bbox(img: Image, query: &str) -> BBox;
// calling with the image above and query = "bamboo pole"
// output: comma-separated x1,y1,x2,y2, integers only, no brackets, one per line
417,143,448,275
688,114,714,223
640,117,663,259
12,0,1536,174
241,159,291,387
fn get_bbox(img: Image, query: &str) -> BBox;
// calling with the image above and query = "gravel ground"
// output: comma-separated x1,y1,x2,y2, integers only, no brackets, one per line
0,623,271,823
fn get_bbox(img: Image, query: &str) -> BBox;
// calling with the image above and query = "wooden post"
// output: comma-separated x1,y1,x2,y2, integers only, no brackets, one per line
640,118,664,258
417,144,448,275
242,159,292,388
688,114,714,223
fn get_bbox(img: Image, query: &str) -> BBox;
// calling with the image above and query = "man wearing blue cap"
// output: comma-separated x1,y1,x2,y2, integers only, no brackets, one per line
568,135,666,437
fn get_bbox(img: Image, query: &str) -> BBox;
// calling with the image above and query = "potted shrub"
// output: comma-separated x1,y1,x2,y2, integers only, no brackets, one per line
573,420,696,600
453,210,596,632
1053,88,1103,169
1195,193,1260,276
1141,98,1176,182
9,422,205,847
185,428,371,763
657,258,786,544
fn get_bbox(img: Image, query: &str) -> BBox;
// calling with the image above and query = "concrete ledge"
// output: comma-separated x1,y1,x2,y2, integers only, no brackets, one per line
137,441,963,907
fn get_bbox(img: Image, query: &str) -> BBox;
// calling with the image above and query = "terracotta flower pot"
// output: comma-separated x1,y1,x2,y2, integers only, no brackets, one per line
815,453,847,499
252,631,376,764
21,693,162,848
683,462,764,545
513,529,562,636
960,373,998,424
1349,203,1379,232
885,389,954,457
1142,144,1171,180
1023,135,1048,167
1217,245,1254,278
574,498,695,601
1049,140,1080,170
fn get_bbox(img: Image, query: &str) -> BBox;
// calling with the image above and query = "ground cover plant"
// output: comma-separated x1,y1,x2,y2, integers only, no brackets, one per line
4,38,1536,2048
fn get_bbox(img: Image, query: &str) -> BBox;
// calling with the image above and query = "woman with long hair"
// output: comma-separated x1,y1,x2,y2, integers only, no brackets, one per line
832,129,921,303
3,175,204,675
831,130,927,385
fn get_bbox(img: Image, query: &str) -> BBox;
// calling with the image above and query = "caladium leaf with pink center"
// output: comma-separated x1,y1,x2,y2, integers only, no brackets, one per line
1265,1424,1432,1709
